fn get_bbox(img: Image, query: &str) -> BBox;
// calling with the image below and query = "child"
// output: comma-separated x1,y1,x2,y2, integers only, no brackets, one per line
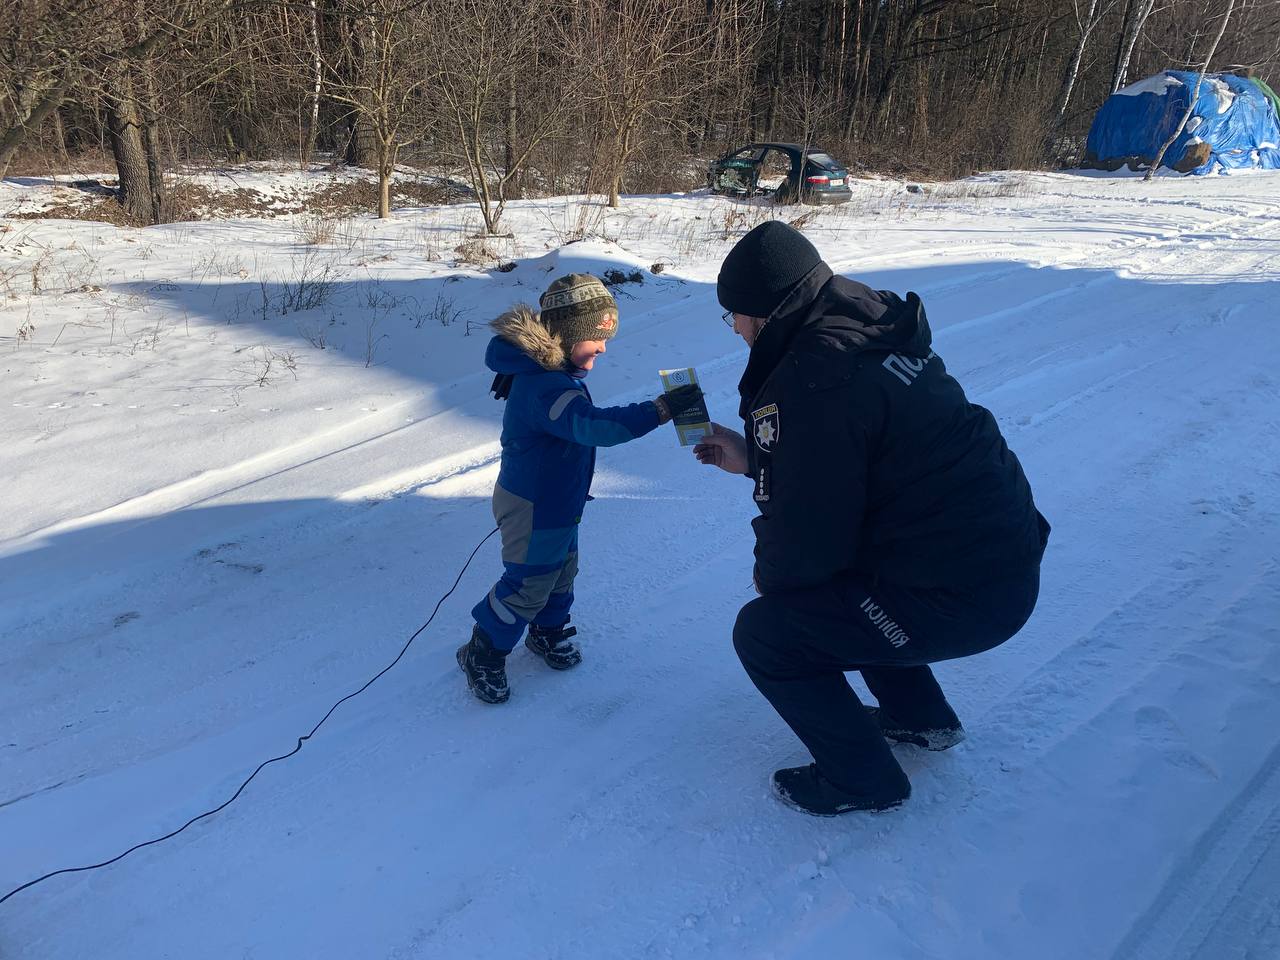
458,273,703,704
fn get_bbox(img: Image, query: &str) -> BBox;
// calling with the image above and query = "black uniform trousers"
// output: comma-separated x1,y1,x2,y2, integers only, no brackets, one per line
733,565,1041,803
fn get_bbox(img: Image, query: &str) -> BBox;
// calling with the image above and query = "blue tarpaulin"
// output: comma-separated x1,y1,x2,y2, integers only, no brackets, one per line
1085,71,1280,175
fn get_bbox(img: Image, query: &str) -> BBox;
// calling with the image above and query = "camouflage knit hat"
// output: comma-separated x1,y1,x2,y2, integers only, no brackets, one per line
539,273,619,345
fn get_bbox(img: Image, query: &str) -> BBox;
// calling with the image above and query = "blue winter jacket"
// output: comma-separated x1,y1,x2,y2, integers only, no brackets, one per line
486,306,662,531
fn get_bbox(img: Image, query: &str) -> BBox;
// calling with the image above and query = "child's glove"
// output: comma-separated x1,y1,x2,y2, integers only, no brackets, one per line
654,384,704,424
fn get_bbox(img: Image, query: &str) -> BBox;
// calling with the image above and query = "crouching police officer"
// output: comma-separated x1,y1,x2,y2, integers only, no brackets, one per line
695,222,1050,816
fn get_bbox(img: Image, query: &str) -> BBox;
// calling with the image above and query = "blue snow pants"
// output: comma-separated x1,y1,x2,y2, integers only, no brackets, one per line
472,483,580,652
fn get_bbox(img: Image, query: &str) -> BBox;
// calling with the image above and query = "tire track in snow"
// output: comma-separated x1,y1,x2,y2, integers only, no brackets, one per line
1113,725,1280,960
104,209,1274,960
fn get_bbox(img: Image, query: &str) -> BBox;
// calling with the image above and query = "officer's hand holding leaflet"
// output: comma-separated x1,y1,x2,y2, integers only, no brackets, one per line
693,422,749,475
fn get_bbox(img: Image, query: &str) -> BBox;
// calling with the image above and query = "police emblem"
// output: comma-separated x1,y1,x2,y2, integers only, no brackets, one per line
751,403,780,452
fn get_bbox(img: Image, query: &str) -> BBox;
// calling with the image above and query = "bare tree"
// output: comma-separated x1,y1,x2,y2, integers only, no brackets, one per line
0,0,105,179
427,0,581,234
104,19,201,219
1145,0,1238,180
303,0,322,166
321,0,435,217
97,0,201,224
1054,0,1117,125
0,71,73,178
1111,0,1159,92
4,0,1280,203
574,0,724,207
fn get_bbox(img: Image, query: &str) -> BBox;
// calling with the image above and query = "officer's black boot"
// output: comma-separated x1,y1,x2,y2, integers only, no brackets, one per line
525,620,583,670
772,763,910,816
457,625,510,704
867,706,966,751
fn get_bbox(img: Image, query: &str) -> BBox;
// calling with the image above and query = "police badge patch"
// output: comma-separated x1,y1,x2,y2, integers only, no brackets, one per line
751,403,780,452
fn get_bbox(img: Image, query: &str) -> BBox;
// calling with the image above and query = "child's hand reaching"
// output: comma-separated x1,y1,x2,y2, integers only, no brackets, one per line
694,423,749,475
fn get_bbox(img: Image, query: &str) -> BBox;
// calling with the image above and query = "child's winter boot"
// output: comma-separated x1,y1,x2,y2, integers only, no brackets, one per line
525,620,583,670
457,624,510,704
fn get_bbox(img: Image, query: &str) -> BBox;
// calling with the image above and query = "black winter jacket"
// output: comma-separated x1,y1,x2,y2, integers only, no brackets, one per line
739,263,1049,593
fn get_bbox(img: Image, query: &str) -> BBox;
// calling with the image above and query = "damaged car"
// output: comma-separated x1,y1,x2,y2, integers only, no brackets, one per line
707,142,853,205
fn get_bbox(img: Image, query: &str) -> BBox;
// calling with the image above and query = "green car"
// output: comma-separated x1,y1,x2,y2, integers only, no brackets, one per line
707,142,853,205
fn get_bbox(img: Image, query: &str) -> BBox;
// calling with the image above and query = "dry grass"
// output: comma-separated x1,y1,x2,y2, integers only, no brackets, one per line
293,210,341,245
10,170,470,227
454,236,504,266
912,176,1039,204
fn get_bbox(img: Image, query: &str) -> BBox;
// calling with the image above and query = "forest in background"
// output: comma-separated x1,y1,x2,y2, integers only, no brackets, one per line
2,0,1277,227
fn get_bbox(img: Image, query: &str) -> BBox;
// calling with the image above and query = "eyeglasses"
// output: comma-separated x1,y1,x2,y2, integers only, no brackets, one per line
721,310,734,328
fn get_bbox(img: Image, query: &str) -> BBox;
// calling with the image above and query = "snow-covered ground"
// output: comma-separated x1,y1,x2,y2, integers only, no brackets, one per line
2,169,1279,959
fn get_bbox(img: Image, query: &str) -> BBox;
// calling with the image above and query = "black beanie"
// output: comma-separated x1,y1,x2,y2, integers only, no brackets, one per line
717,221,823,318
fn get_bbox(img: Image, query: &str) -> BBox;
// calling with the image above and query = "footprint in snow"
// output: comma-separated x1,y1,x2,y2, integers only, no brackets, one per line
216,560,265,575
1134,705,1217,781
196,541,243,559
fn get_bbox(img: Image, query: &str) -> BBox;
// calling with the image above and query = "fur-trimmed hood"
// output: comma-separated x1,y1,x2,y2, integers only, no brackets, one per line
488,304,567,373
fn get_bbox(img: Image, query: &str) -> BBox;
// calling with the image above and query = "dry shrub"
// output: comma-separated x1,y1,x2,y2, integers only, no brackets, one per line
12,194,135,225
913,81,1056,178
1,147,115,179
303,178,469,215
454,236,500,265
294,210,340,244
622,134,706,196
788,209,819,229
10,169,470,227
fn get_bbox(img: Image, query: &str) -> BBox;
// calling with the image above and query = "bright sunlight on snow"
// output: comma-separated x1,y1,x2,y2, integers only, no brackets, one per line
3,169,1279,959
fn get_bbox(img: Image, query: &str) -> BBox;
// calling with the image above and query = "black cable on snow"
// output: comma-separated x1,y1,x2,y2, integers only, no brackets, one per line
0,526,500,907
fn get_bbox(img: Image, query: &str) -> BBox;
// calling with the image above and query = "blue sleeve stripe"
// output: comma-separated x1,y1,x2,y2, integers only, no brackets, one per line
569,417,636,446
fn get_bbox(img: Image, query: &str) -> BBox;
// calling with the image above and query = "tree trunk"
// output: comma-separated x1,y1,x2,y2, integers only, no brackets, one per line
873,0,959,128
346,20,379,168
305,0,322,167
813,7,829,92
1054,0,1095,124
141,59,167,222
378,166,391,217
224,127,246,163
376,131,394,217
1112,0,1156,93
1054,0,1101,125
470,130,499,234
871,11,903,129
608,132,623,208
843,0,866,140
1145,0,1236,180
0,77,70,180
835,0,847,114
104,58,163,224
504,79,521,199
764,0,786,139
350,114,378,167
52,106,70,165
